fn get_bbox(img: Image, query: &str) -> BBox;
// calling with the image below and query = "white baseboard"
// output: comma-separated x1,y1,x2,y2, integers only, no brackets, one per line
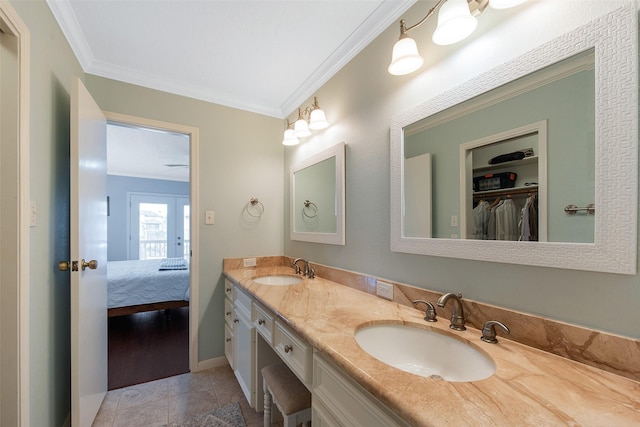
193,356,229,372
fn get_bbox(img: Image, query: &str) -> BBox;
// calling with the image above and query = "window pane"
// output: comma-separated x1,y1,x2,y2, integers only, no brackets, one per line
139,202,168,260
183,205,190,259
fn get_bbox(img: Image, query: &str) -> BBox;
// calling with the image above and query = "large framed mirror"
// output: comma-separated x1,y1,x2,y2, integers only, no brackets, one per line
390,4,637,274
291,142,346,245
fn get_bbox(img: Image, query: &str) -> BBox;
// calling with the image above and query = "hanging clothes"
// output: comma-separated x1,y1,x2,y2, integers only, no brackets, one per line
473,200,490,239
495,198,519,241
487,198,502,240
518,194,538,241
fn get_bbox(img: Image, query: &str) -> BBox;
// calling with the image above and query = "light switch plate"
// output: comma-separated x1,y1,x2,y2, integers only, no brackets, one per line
205,210,215,225
376,280,394,300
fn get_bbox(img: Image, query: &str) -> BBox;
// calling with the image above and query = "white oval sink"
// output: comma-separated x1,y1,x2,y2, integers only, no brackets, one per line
355,323,495,382
252,275,303,286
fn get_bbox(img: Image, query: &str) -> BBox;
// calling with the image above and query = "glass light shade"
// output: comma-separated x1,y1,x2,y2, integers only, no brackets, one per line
489,0,527,9
282,128,300,146
309,108,329,130
432,0,478,46
294,118,311,137
388,36,424,76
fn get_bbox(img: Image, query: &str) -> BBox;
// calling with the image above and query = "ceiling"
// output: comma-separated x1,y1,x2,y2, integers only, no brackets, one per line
107,123,191,182
47,0,415,119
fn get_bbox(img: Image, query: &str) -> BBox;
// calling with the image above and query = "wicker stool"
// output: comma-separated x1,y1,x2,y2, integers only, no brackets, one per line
261,362,312,427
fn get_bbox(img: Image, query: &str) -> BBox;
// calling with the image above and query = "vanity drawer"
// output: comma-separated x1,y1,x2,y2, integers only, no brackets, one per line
224,297,234,328
274,319,312,387
252,302,275,345
224,279,234,300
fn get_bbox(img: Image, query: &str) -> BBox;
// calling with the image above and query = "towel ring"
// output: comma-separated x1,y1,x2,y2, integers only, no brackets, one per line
302,200,318,218
246,197,265,218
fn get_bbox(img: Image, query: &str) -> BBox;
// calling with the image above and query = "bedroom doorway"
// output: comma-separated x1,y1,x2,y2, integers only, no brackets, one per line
104,113,199,389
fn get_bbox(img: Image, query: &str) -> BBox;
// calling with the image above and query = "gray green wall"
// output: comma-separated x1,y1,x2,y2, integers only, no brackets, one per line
284,1,640,340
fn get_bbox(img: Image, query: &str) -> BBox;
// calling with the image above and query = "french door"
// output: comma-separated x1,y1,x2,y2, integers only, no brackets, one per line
129,194,190,260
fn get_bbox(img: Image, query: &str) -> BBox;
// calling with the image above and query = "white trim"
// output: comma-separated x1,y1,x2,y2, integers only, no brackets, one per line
0,2,30,425
104,112,201,372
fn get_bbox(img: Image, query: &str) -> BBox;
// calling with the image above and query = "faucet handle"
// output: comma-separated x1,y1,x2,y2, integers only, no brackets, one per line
412,300,437,322
481,320,510,344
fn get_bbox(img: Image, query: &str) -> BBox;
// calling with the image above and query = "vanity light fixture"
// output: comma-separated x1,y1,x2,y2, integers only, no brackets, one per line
282,120,300,146
388,0,527,76
282,96,329,145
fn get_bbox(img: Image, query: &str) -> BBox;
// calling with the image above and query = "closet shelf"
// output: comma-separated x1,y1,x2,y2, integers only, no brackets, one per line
473,156,538,173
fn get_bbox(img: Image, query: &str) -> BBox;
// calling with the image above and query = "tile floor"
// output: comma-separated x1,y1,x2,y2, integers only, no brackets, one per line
92,364,265,427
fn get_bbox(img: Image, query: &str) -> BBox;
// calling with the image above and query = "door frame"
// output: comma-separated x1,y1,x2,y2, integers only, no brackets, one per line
0,1,30,425
105,111,200,371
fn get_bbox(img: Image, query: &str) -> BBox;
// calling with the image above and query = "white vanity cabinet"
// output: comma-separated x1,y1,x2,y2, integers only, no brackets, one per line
227,281,257,408
313,352,411,427
224,280,410,425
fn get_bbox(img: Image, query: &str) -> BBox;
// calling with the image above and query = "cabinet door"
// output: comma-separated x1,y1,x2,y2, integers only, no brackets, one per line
234,309,255,407
224,324,235,370
313,352,410,427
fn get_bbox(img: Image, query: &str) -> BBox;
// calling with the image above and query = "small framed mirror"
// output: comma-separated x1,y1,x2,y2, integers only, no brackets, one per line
290,142,345,245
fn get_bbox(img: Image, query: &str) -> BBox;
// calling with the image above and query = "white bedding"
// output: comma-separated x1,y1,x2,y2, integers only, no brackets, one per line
107,259,190,309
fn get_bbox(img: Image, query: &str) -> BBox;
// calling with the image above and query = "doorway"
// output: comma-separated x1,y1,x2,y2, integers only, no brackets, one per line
104,113,199,389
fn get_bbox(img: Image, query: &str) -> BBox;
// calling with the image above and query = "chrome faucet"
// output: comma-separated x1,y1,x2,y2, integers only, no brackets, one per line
481,320,510,344
291,258,304,275
412,300,437,322
291,258,315,278
437,292,466,331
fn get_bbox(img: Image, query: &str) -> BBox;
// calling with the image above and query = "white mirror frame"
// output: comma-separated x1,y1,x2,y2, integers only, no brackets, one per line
390,5,637,274
290,142,346,245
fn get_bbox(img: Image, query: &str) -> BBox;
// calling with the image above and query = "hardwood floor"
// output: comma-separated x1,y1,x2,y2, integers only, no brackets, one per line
108,307,189,390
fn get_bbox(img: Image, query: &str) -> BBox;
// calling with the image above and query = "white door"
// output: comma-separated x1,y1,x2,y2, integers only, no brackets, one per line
70,77,108,427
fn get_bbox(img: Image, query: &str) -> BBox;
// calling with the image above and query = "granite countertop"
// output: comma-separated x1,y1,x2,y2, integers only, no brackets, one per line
223,266,640,426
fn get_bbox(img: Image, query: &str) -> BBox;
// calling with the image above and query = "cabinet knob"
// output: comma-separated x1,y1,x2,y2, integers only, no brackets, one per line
226,287,231,292
284,345,293,353
225,338,231,342
234,319,239,323
226,311,231,316
258,319,265,325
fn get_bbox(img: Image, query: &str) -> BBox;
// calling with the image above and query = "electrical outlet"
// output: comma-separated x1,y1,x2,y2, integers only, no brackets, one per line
376,280,394,300
243,257,257,268
450,215,458,227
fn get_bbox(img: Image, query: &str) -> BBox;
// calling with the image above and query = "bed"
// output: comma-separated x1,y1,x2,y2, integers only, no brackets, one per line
107,258,190,317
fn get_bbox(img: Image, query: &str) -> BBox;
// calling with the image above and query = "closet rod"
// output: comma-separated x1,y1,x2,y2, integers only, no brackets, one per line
473,186,538,199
